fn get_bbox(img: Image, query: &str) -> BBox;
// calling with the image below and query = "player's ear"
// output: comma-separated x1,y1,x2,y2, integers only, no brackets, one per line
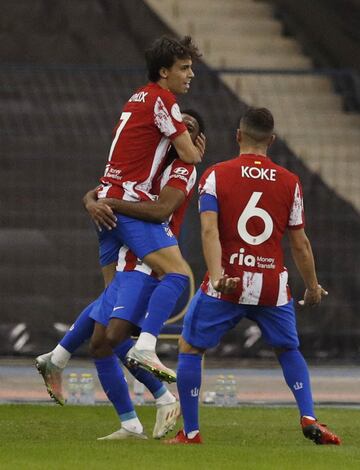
236,129,241,143
268,133,276,148
159,67,168,79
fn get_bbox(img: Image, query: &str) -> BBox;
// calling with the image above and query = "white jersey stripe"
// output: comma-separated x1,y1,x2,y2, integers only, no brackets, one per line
97,183,112,198
117,246,128,271
134,136,169,197
239,272,263,305
206,281,221,299
289,182,304,226
276,270,289,306
202,170,217,197
116,245,153,275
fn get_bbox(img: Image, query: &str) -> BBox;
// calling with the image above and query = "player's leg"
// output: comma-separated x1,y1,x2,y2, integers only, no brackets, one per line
249,301,341,445
35,229,119,405
35,297,101,405
89,321,146,440
115,338,180,439
165,290,242,444
101,262,116,288
105,270,181,437
127,252,191,382
114,216,190,381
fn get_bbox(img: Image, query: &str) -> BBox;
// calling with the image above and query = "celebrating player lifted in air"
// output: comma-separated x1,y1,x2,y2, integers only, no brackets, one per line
165,107,341,446
95,35,205,382
35,110,205,441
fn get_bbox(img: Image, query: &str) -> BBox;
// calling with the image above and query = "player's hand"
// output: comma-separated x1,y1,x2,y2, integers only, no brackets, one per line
212,275,240,294
85,200,117,231
195,133,206,160
298,284,328,307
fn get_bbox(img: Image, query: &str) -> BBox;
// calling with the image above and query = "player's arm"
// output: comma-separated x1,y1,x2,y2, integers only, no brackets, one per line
200,209,239,294
288,228,328,306
101,185,185,223
83,188,117,231
200,210,223,283
172,131,205,164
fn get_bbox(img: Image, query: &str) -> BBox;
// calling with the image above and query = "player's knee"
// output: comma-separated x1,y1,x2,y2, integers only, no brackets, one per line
105,329,127,349
178,336,204,354
89,338,104,358
273,347,288,358
273,347,297,358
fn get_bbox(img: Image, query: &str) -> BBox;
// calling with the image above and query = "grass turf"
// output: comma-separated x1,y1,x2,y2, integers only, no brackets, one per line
1,404,359,469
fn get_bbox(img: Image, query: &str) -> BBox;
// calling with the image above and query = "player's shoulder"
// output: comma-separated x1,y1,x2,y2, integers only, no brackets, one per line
126,82,175,104
270,160,300,184
200,158,239,179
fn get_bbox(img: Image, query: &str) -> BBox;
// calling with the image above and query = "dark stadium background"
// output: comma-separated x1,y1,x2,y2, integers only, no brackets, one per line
0,0,359,364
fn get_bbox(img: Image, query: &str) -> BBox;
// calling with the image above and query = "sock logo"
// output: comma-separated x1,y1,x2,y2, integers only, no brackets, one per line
190,387,199,397
293,381,303,391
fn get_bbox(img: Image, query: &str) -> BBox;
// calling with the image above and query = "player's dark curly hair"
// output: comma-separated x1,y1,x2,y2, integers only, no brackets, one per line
182,108,205,134
240,107,274,141
145,35,201,82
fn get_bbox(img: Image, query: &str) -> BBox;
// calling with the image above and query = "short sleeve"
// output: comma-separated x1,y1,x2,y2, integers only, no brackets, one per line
162,160,197,196
288,179,305,229
154,92,187,139
198,167,217,198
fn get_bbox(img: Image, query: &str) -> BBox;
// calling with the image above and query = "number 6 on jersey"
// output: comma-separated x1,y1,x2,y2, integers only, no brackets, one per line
237,192,273,245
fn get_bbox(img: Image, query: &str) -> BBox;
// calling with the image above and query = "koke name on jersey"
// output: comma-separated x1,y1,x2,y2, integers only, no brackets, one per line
242,166,277,181
129,91,148,103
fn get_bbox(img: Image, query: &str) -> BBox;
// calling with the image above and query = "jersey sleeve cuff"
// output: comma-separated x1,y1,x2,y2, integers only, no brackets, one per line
287,223,305,230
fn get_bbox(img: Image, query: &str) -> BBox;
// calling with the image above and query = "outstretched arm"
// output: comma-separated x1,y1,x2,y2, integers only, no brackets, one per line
288,228,328,306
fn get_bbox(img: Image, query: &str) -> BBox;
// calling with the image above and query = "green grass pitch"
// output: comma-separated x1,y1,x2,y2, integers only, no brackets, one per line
1,405,360,469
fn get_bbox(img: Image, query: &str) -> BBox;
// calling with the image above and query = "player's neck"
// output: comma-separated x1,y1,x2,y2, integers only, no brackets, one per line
239,147,268,158
156,78,170,91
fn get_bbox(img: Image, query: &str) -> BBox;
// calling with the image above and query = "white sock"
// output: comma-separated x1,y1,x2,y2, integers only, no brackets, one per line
302,415,316,421
156,390,176,407
135,332,157,351
51,345,71,369
122,417,143,434
187,430,199,439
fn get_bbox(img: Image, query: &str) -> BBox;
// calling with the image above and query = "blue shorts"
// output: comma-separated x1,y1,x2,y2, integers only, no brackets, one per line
89,279,119,326
89,271,159,328
97,214,178,266
97,228,120,267
182,290,299,350
109,271,159,328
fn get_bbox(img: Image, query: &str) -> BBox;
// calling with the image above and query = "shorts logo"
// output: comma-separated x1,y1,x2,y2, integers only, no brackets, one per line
174,167,189,176
162,223,174,238
171,103,183,122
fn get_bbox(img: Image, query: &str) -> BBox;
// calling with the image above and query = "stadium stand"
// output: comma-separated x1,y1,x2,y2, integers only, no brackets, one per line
145,0,360,210
0,0,359,359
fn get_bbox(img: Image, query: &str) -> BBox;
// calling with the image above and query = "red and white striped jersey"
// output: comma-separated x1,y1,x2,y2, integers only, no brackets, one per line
116,159,196,275
199,153,305,306
99,82,187,202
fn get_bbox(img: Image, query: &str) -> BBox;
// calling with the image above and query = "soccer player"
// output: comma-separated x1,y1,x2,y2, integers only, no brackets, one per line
36,111,204,440
165,107,341,445
95,35,205,382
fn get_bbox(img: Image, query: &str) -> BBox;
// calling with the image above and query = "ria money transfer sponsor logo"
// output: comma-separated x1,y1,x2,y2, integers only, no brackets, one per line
229,248,275,269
